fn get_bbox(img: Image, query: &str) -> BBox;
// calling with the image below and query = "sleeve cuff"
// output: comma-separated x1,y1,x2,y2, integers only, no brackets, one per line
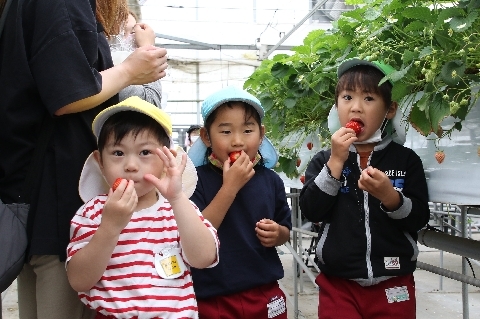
314,165,343,196
381,192,412,219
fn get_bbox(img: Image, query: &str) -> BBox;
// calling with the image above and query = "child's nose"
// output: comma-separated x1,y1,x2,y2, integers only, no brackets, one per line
125,156,139,171
351,99,363,112
231,132,244,146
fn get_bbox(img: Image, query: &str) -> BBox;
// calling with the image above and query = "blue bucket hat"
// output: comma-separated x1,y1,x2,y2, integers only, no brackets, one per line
188,86,278,169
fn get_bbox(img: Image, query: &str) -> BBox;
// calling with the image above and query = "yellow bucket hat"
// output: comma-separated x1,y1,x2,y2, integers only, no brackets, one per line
79,97,197,203
92,96,172,139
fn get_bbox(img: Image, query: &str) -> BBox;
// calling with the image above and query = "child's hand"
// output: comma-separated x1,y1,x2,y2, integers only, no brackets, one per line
358,166,400,210
144,146,185,202
330,127,357,164
101,179,138,234
222,151,255,193
326,127,357,179
255,219,282,247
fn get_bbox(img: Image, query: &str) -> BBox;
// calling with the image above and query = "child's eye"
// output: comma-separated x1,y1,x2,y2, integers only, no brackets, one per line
140,150,152,156
365,96,374,101
342,95,352,100
245,129,253,134
220,130,231,134
113,150,124,156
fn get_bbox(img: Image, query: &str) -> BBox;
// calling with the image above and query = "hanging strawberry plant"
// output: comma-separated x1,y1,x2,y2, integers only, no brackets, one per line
244,0,480,178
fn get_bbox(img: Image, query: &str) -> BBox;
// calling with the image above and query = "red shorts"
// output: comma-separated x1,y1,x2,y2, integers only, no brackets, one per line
197,281,288,319
316,273,416,319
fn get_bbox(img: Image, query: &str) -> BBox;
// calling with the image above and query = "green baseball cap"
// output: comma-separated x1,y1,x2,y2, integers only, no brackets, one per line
337,58,396,86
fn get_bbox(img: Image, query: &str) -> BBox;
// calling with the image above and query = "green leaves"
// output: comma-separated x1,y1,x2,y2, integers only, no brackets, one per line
441,60,466,86
244,0,480,177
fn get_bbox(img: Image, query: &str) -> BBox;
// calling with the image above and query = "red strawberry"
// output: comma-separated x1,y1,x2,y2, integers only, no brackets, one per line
296,158,301,167
345,120,362,135
435,151,445,164
229,151,242,163
112,178,123,191
307,142,313,150
300,175,305,184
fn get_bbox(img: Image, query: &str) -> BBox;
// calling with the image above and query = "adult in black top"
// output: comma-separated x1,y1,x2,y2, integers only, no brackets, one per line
0,0,167,318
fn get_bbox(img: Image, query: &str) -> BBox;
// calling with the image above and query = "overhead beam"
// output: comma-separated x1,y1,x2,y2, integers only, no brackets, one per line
263,0,329,59
156,43,294,51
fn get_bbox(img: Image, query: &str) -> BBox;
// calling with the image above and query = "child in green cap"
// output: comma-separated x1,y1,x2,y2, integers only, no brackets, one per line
300,59,430,319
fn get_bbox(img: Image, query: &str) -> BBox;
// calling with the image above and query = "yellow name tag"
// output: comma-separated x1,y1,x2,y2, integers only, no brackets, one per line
154,247,186,279
160,255,181,277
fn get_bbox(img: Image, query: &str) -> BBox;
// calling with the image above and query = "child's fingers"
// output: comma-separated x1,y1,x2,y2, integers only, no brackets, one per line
169,148,178,158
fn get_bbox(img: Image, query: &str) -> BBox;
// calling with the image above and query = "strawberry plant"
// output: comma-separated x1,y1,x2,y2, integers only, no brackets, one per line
244,0,480,178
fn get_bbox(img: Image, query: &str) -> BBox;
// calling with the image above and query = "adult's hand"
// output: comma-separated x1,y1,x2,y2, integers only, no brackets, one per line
133,23,156,47
121,45,168,85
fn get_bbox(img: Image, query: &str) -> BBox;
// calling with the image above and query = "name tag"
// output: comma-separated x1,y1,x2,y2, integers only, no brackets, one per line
267,295,286,318
385,286,410,303
155,247,186,279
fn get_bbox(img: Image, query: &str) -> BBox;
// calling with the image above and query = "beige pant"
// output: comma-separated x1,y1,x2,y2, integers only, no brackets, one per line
17,255,95,319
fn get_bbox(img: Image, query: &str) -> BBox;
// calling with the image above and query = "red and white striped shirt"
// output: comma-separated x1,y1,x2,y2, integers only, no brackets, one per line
67,194,219,319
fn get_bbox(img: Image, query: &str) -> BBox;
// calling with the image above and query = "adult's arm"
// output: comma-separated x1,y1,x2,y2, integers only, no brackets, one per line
55,45,167,115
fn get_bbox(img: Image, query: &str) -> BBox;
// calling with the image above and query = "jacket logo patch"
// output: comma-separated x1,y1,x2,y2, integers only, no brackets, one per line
340,167,352,193
384,257,400,269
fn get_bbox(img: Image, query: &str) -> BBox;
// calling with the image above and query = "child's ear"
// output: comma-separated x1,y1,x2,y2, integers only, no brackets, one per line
199,127,211,147
386,101,398,120
92,150,105,173
260,125,265,140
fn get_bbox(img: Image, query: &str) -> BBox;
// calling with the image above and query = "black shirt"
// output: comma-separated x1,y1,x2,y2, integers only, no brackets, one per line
0,0,118,260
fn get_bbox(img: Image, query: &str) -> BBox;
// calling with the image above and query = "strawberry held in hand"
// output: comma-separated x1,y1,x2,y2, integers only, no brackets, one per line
345,120,362,136
229,151,242,163
112,178,124,191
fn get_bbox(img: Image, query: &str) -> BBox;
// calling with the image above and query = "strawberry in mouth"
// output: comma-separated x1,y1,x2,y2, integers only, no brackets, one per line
229,151,242,163
112,178,124,191
345,120,362,136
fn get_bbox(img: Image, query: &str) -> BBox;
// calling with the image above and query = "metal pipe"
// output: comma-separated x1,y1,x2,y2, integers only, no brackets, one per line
416,261,480,288
284,242,318,287
263,0,329,59
417,229,480,260
460,206,469,319
289,191,299,318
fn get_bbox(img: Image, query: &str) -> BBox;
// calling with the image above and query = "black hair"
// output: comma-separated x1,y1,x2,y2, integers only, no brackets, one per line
187,125,201,135
203,101,264,166
97,111,171,153
335,65,393,109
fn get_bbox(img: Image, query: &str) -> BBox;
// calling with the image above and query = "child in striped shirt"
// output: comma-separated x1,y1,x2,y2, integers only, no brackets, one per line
66,96,219,319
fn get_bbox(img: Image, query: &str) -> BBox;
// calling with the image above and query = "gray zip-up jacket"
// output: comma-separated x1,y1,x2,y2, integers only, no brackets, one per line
299,136,430,285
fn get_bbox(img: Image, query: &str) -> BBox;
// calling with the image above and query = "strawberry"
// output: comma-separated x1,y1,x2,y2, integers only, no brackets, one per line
300,175,305,184
229,151,242,163
345,120,362,135
307,142,313,150
434,151,445,164
112,178,124,191
296,158,301,167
